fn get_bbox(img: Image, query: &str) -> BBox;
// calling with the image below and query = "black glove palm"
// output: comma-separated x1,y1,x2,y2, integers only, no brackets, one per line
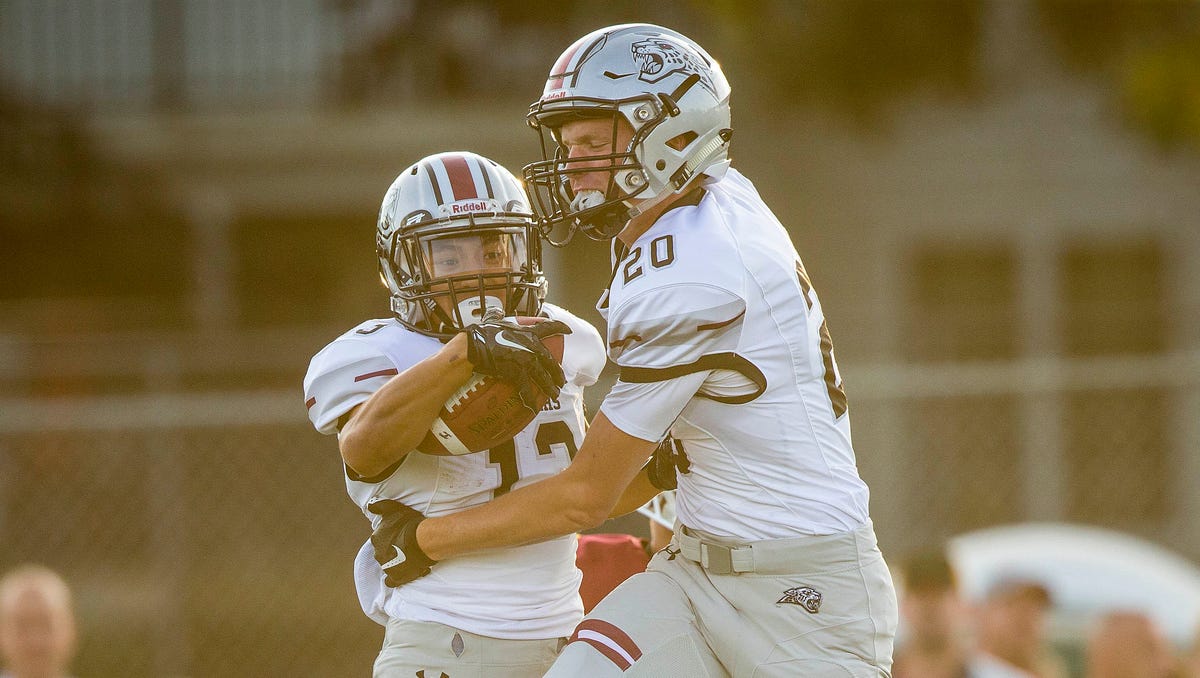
464,316,571,407
367,499,437,587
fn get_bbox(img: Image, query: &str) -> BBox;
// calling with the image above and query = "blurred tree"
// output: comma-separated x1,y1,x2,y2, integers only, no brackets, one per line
707,0,984,129
1036,0,1200,152
0,95,188,330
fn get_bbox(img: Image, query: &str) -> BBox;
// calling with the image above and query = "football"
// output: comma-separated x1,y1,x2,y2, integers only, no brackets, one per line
416,316,565,456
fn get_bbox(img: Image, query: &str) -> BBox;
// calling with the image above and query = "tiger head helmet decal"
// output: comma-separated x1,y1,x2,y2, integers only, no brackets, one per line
630,37,717,97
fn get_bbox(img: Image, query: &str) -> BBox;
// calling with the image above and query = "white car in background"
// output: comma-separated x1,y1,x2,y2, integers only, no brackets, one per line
948,522,1200,649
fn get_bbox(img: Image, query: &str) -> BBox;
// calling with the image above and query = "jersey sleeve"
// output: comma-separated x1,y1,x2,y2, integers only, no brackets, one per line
600,372,709,442
303,339,399,435
608,282,746,370
600,282,757,441
543,303,606,389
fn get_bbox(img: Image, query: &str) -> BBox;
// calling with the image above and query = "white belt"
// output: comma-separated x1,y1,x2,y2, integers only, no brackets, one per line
674,521,879,576
676,528,756,575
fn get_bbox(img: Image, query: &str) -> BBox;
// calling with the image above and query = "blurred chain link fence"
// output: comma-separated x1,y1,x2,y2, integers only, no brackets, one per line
0,394,378,677
2,351,1199,676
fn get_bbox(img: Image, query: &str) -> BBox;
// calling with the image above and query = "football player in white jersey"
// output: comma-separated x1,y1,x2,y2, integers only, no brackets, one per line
302,151,606,678
372,26,899,677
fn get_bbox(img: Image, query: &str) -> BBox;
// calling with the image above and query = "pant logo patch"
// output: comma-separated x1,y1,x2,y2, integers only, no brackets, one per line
777,586,822,613
451,632,465,657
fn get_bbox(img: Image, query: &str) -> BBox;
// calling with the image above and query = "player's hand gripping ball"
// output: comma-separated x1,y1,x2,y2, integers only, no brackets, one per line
417,314,569,456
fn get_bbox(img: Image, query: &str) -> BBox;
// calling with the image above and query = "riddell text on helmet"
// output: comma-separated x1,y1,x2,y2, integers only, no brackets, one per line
451,200,492,214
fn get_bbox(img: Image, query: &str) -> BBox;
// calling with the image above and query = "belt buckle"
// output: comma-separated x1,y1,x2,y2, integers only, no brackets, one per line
701,543,733,575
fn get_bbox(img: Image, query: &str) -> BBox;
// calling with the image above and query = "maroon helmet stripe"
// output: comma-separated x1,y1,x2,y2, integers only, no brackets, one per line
421,160,445,205
548,40,584,90
354,368,399,382
305,397,316,409
441,155,477,201
473,156,495,199
568,35,609,88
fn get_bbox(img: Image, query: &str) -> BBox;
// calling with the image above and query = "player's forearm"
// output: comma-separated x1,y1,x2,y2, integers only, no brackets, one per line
340,334,474,475
416,411,657,560
609,467,660,519
417,470,599,560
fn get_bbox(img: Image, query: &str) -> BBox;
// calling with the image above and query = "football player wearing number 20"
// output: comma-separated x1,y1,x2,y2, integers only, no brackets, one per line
391,25,899,677
302,151,605,678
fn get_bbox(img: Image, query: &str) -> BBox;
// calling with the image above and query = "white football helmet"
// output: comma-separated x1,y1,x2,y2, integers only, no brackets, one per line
376,151,547,338
523,24,732,244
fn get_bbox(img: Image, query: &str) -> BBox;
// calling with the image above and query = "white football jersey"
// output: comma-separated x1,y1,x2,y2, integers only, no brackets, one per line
598,169,871,540
303,303,606,638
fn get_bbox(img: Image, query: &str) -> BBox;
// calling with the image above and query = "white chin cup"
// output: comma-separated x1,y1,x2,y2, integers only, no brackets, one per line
457,296,505,325
571,189,606,213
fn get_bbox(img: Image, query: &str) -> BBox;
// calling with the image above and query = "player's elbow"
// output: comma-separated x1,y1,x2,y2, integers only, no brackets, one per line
531,470,616,533
338,438,377,478
566,486,618,531
560,503,609,533
338,426,404,479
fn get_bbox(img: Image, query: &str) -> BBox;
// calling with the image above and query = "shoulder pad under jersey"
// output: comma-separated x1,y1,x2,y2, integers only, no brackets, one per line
608,283,746,369
303,323,403,435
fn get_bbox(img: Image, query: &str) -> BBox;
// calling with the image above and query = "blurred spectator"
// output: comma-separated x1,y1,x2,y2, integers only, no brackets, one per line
893,549,969,678
0,564,77,678
1188,623,1200,678
1085,611,1176,678
967,571,1066,678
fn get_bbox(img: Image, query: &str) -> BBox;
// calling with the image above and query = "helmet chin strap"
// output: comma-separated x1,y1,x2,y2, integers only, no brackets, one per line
394,294,458,336
625,189,672,220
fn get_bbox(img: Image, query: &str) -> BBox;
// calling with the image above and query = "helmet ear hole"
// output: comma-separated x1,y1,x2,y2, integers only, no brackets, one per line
667,131,697,151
